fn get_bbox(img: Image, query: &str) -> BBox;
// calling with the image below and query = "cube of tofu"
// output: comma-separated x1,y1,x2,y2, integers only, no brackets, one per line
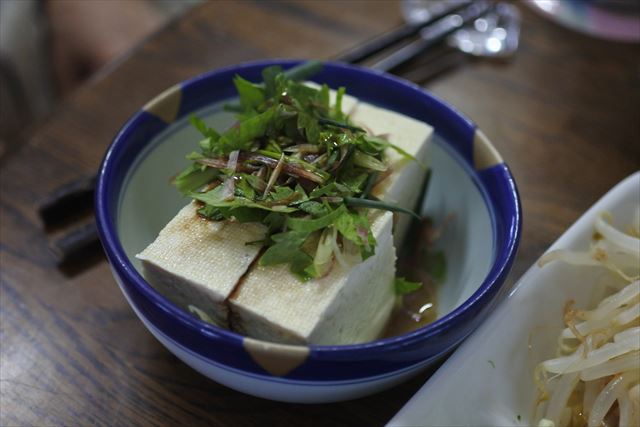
229,211,396,345
349,102,433,246
137,94,433,345
227,104,432,344
136,89,357,328
136,203,266,327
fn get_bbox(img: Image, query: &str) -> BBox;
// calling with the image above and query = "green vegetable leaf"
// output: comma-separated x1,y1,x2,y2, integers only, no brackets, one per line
262,65,284,98
394,277,422,296
268,186,295,202
363,135,425,169
297,200,330,217
233,75,265,110
318,117,364,133
288,82,321,112
174,164,218,194
186,151,205,161
265,138,283,154
199,137,216,153
310,182,353,198
263,211,286,233
352,150,387,172
197,204,224,221
190,186,298,213
344,197,421,220
334,211,376,258
236,176,256,199
297,112,320,144
333,86,346,121
319,84,330,112
305,227,334,278
287,205,347,233
339,170,368,194
240,173,266,193
259,230,314,280
190,115,220,139
215,106,277,155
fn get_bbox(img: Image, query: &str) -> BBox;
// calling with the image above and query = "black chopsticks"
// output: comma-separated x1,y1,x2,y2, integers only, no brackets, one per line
369,1,492,72
335,0,472,64
38,175,96,226
39,0,488,265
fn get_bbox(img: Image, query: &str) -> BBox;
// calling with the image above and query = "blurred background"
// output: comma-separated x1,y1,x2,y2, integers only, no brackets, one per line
1,0,638,162
0,0,201,157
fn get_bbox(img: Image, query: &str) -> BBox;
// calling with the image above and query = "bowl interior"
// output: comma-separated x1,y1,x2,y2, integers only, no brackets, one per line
117,100,495,324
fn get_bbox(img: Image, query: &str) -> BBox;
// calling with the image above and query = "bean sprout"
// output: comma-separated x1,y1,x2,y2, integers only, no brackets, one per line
536,210,640,427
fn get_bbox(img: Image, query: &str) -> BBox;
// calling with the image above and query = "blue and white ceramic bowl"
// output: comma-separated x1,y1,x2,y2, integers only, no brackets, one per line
95,60,521,403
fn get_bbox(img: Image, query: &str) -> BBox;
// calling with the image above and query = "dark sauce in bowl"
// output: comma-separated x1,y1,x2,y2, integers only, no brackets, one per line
383,216,449,338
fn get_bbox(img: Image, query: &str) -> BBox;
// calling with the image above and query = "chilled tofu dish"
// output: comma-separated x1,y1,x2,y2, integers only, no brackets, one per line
137,62,434,345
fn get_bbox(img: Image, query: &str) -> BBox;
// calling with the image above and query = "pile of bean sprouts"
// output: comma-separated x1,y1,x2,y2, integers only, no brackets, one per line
535,209,640,427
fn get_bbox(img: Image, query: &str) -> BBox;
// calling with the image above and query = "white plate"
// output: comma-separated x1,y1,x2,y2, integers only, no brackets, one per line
388,172,640,426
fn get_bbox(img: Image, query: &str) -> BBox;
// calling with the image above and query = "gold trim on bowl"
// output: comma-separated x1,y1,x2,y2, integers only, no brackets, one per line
142,84,182,124
473,130,503,170
243,337,310,376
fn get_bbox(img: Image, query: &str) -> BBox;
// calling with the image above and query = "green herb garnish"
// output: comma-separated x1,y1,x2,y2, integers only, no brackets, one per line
394,277,422,296
175,61,419,280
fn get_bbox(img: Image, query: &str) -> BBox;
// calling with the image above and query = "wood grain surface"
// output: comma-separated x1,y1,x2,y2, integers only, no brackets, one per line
1,1,639,426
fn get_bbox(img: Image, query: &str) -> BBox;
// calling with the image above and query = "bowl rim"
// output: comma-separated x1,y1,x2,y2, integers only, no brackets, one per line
95,59,522,355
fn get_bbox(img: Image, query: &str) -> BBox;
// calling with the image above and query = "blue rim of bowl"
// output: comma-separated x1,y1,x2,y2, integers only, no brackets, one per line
96,59,521,365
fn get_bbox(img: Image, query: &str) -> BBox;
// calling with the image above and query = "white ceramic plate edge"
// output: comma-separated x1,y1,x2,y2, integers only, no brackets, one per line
387,171,640,427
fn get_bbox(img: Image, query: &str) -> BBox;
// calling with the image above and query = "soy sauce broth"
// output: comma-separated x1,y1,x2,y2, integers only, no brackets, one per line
382,216,447,338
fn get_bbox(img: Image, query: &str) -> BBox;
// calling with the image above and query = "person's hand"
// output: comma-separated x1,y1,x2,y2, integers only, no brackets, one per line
46,0,165,95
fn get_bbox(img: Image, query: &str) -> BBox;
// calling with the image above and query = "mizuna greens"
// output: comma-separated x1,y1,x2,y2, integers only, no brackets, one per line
174,61,420,281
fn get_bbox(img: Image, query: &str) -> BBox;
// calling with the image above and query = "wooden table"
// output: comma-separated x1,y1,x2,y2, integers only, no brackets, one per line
2,1,638,425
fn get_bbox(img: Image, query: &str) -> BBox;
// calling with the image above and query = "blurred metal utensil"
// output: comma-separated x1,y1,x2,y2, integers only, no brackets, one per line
447,3,520,58
372,2,520,72
371,0,493,72
336,0,472,64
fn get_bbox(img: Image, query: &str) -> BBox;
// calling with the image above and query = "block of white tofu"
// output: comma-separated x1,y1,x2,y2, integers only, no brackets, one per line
136,203,267,327
229,211,396,345
228,106,432,345
136,89,358,328
349,103,433,246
